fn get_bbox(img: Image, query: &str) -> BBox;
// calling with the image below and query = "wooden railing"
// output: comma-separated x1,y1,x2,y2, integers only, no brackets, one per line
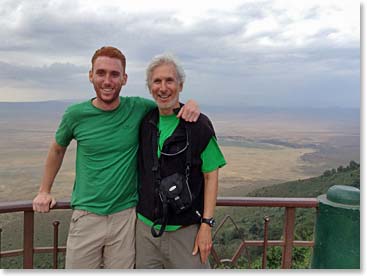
0,197,318,269
213,197,317,268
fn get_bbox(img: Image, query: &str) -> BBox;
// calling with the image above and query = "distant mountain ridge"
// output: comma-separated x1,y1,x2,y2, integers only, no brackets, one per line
0,100,360,122
0,100,84,119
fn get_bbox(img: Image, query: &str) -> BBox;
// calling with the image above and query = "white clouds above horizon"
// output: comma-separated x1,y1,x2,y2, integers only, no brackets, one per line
0,0,360,107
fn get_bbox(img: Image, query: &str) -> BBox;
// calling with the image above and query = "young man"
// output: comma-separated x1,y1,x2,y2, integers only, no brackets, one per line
136,53,226,268
32,46,200,269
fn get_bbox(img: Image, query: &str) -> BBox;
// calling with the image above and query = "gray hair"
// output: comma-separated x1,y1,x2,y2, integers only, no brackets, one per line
145,53,186,89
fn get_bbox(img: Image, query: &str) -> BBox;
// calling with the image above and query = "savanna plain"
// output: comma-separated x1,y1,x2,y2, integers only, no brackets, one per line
0,103,359,201
0,102,360,268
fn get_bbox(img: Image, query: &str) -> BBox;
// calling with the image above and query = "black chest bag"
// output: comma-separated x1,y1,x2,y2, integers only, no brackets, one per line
150,122,193,237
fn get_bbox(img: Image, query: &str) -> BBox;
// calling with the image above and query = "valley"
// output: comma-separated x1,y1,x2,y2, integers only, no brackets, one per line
0,103,360,201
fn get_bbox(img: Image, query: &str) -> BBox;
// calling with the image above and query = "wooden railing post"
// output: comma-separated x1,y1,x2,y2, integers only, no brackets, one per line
0,228,2,268
52,221,60,269
281,207,296,269
23,210,34,269
262,216,270,268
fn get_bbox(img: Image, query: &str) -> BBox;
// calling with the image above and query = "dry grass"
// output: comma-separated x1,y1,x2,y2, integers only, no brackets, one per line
0,109,359,201
220,146,316,185
218,146,317,195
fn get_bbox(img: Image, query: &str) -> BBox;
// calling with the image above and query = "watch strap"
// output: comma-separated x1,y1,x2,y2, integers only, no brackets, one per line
201,217,215,227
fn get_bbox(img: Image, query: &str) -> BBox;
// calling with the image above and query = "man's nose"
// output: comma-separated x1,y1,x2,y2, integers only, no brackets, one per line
103,75,112,86
159,81,168,91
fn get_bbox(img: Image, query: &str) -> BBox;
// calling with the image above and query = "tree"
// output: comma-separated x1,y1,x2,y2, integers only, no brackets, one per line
249,223,260,237
323,170,331,177
349,160,359,170
266,246,282,268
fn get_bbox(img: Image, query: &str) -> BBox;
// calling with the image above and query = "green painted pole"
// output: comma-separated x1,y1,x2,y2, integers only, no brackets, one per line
311,185,360,269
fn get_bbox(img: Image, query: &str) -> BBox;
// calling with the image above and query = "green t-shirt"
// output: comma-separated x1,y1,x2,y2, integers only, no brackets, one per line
138,113,226,231
55,96,156,215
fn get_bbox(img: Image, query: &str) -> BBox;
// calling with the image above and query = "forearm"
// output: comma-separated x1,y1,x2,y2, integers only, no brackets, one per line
177,99,200,122
193,169,219,263
202,169,219,218
39,140,67,193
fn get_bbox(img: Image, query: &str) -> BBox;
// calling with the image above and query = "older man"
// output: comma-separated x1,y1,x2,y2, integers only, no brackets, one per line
136,53,226,269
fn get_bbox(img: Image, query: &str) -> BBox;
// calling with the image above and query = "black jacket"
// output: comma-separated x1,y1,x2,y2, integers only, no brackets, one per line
137,107,215,226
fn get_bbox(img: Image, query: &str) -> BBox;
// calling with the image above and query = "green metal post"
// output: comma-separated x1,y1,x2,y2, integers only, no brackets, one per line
311,185,360,269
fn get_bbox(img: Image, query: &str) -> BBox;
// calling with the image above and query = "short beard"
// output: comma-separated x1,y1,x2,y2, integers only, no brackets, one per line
156,95,179,113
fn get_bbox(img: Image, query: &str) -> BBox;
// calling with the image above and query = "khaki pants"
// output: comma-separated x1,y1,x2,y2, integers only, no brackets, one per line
65,207,136,269
135,219,210,269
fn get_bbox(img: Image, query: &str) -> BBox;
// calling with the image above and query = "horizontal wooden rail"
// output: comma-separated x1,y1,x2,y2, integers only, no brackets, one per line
216,197,318,208
0,247,66,258
0,197,318,213
0,200,70,213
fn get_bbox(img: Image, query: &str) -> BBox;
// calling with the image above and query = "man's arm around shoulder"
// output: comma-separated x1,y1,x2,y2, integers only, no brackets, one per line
32,140,67,213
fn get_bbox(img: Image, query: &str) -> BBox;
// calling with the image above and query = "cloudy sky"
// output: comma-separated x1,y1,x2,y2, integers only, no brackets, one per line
0,0,360,108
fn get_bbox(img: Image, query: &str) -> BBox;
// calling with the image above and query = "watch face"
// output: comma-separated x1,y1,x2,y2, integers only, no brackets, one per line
210,219,216,227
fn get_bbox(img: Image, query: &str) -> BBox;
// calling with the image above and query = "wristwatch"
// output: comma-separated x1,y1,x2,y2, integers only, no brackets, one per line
201,217,216,227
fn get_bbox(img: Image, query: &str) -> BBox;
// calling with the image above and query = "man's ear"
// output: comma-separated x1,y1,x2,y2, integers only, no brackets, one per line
179,82,183,93
89,70,93,83
122,73,128,85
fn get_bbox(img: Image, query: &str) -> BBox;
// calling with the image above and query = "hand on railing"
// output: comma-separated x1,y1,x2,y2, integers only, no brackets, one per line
32,192,56,213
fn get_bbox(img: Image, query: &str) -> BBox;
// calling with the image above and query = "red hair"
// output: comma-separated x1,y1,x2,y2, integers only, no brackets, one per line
91,46,126,71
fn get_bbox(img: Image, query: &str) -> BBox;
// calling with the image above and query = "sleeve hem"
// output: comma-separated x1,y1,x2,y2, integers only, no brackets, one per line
202,162,227,173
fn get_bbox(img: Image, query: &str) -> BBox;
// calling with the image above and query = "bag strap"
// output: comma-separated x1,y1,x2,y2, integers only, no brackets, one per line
151,122,166,237
150,117,192,238
151,123,160,185
151,192,168,237
184,122,191,180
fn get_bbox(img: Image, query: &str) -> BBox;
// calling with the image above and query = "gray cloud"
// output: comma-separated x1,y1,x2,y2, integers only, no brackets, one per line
0,61,87,87
0,0,360,107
